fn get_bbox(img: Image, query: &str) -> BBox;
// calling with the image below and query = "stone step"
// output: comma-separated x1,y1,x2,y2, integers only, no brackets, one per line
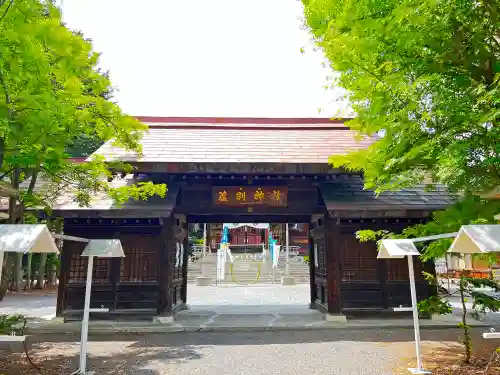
187,273,310,283
187,267,310,275
187,258,310,284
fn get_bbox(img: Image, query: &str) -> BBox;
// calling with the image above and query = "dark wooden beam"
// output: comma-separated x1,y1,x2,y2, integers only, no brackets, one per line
308,226,316,309
56,235,71,317
187,214,313,224
125,162,344,174
157,218,174,317
181,228,189,305
325,215,343,315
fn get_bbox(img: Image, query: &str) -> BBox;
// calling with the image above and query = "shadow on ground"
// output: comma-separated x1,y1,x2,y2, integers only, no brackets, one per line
1,328,497,375
1,342,204,375
393,332,500,375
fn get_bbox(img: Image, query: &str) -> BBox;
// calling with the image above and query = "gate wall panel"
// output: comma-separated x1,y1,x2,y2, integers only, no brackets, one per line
59,219,163,317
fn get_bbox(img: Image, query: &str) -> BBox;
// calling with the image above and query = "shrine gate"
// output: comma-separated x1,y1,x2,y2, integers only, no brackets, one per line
52,117,454,321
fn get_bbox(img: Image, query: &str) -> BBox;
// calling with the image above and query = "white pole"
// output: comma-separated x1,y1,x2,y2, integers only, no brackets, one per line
407,255,425,373
203,223,207,258
285,223,289,276
79,255,94,374
0,251,4,287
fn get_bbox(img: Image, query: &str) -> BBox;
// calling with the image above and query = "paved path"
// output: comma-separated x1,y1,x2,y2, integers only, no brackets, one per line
14,328,480,375
0,284,311,319
186,284,311,313
3,285,500,332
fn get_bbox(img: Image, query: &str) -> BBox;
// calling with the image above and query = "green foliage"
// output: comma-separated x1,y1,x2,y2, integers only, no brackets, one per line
464,277,500,291
302,0,500,195
421,271,438,286
356,195,500,260
473,293,500,313
65,133,104,157
355,229,390,242
0,1,165,219
417,296,452,316
0,314,25,335
302,0,500,255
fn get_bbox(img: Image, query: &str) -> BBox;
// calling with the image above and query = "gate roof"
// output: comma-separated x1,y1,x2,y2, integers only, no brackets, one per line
92,117,375,164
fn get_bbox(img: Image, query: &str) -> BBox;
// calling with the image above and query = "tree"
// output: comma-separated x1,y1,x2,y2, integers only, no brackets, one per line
65,133,103,157
301,0,500,247
301,0,499,196
302,0,500,364
0,1,165,296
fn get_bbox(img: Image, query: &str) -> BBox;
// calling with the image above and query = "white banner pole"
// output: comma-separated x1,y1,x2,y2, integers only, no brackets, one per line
79,255,94,374
407,255,430,374
285,223,290,275
203,223,207,258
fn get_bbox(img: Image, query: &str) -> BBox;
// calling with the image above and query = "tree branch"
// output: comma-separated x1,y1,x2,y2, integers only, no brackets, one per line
26,169,39,195
8,168,19,223
0,66,12,170
0,0,13,24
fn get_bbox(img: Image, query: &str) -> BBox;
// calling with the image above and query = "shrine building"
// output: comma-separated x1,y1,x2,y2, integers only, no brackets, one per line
50,117,454,321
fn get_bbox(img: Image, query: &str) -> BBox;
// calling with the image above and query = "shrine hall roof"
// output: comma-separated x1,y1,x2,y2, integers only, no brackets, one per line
321,175,456,212
93,117,375,164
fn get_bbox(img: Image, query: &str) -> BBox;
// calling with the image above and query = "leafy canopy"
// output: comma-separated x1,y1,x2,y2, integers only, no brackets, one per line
302,0,500,194
302,0,500,258
0,0,165,215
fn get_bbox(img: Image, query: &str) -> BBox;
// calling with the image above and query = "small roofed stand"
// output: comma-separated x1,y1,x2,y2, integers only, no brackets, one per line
14,117,453,321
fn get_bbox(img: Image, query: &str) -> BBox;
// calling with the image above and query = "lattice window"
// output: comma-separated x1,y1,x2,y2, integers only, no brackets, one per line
68,252,110,284
120,237,158,283
340,237,378,281
387,259,408,281
316,284,323,302
316,238,326,275
387,258,426,281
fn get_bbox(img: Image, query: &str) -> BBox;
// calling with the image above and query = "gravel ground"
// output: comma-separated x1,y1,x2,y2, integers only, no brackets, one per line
1,328,497,375
0,293,57,319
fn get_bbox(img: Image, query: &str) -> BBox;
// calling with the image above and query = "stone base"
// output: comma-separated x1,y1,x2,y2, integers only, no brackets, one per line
407,368,432,374
153,316,174,324
0,336,30,352
178,302,189,311
280,276,296,286
324,313,347,323
51,316,65,324
196,276,212,286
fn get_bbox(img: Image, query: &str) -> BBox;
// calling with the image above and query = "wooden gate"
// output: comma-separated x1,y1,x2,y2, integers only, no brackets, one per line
57,219,164,319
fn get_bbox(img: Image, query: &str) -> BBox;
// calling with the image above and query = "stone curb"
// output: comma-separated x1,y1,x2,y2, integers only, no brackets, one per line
24,321,490,335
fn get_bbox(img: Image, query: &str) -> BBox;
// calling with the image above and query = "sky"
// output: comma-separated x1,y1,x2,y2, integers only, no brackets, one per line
60,0,349,118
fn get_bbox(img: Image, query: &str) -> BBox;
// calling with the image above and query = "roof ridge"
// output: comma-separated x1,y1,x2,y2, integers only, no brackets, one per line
145,123,348,130
135,116,351,125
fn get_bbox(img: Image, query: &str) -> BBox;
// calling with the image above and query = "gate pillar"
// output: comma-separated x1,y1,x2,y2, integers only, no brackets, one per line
156,214,188,322
157,217,174,321
310,213,346,321
324,215,345,320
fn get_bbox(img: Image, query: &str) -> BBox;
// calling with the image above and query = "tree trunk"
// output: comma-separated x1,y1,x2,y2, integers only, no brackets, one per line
12,253,23,291
25,253,32,291
0,254,8,301
30,258,37,289
47,263,57,287
47,218,63,288
12,203,26,291
0,168,21,297
459,276,472,363
36,253,47,289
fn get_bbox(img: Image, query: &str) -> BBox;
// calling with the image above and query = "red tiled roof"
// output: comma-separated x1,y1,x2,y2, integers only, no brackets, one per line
94,117,375,164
